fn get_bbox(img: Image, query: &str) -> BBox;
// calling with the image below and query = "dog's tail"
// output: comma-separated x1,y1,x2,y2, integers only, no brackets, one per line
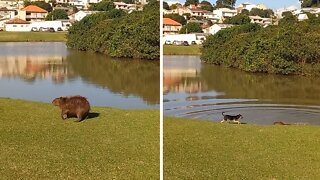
222,112,225,115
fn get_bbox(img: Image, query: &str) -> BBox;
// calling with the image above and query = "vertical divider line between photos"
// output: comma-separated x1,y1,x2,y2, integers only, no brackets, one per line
160,1,164,179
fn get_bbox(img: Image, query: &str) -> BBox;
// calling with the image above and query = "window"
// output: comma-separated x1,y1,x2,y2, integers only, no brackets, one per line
13,25,17,27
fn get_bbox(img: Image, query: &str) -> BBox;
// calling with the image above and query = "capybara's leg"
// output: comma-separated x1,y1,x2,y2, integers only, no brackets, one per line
61,111,68,120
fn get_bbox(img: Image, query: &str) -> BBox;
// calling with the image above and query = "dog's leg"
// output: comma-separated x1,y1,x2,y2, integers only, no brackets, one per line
220,119,226,123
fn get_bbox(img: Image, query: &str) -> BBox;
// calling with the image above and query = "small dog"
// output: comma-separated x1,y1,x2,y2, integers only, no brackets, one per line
220,112,243,124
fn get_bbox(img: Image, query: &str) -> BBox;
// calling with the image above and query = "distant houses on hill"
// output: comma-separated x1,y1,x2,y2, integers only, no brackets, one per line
163,1,320,43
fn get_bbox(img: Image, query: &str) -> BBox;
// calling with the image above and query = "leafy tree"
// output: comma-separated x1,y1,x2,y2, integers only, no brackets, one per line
89,0,115,11
200,1,213,11
179,22,202,34
300,0,320,7
215,0,236,8
67,1,159,60
241,9,249,15
163,1,170,10
164,14,187,25
46,9,68,20
170,4,177,9
185,0,199,6
249,8,274,18
224,14,250,25
279,11,298,25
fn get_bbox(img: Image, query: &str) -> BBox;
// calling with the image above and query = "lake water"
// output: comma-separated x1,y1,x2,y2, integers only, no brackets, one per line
164,56,320,125
0,42,159,109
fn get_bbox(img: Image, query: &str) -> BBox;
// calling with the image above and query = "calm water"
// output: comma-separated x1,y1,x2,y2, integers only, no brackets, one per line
164,56,320,125
0,42,159,109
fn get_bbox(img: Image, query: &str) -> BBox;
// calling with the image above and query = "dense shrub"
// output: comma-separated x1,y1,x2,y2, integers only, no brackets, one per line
66,1,159,60
201,20,320,75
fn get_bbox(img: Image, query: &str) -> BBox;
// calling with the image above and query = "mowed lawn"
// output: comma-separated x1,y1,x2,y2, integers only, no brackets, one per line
164,116,320,179
0,98,159,179
0,32,67,42
163,45,201,55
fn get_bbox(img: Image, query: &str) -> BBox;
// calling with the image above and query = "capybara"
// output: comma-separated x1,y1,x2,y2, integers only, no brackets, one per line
52,96,90,122
273,121,291,125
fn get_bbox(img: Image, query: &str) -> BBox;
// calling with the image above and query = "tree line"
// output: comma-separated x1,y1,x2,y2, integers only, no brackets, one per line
66,1,160,60
201,15,320,76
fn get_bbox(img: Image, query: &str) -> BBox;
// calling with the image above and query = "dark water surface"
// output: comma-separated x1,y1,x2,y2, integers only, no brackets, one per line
164,56,320,125
0,42,159,109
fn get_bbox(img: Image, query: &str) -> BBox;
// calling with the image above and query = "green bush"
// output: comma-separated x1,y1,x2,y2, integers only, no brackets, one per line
66,2,159,60
201,21,320,75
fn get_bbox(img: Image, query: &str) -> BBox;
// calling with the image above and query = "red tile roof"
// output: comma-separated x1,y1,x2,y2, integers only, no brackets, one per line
22,5,47,13
6,18,30,24
163,18,182,26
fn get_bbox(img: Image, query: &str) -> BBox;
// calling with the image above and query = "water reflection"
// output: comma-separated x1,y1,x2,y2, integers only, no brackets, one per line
164,56,320,125
0,42,159,109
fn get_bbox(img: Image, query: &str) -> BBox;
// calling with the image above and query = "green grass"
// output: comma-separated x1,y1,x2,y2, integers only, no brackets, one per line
0,32,67,42
164,116,320,179
163,45,201,55
0,98,159,179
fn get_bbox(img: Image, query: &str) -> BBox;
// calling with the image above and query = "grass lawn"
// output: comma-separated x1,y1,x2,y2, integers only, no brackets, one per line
163,45,201,55
0,32,67,42
164,116,320,179
0,98,159,179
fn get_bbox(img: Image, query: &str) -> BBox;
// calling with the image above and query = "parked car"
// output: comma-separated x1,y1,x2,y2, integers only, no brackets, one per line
165,40,172,45
39,27,48,32
31,27,38,32
173,40,183,46
48,27,55,32
182,41,189,46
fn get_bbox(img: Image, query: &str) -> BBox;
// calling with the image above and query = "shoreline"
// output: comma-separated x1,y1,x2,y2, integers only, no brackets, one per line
163,45,201,55
0,31,67,42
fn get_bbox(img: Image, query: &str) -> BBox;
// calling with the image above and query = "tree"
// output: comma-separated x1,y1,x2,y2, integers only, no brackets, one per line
200,1,213,11
170,4,177,9
215,0,236,8
89,0,115,11
241,9,249,15
249,8,274,18
300,0,320,7
279,11,298,25
224,14,250,25
46,9,68,20
164,14,187,25
163,1,170,10
185,0,199,6
179,22,202,34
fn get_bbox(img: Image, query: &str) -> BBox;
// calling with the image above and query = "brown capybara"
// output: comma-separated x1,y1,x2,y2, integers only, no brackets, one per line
273,121,291,125
52,96,90,122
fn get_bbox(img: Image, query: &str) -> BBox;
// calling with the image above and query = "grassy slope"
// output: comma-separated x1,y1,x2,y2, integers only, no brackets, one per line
163,45,201,55
0,32,67,42
0,98,159,179
165,116,320,179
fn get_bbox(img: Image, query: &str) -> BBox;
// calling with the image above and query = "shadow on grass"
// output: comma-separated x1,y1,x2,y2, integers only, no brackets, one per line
87,112,100,120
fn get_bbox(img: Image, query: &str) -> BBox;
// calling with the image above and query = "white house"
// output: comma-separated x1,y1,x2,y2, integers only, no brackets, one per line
213,8,237,23
249,16,272,26
5,18,31,31
71,10,100,21
204,24,233,35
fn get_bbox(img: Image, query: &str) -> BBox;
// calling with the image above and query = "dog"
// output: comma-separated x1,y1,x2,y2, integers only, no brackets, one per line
220,112,243,124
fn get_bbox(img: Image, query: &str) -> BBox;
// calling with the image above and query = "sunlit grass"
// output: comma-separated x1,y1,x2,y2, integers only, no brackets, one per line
0,98,159,179
0,32,67,42
163,45,201,55
165,116,320,179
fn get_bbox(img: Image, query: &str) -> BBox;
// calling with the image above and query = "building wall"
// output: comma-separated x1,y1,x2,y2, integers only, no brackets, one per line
5,24,31,31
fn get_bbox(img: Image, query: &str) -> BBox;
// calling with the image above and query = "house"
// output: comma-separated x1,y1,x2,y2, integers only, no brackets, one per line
213,8,237,23
203,24,233,35
5,18,31,31
18,5,48,22
249,16,272,26
114,2,136,13
71,10,100,21
163,17,182,35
